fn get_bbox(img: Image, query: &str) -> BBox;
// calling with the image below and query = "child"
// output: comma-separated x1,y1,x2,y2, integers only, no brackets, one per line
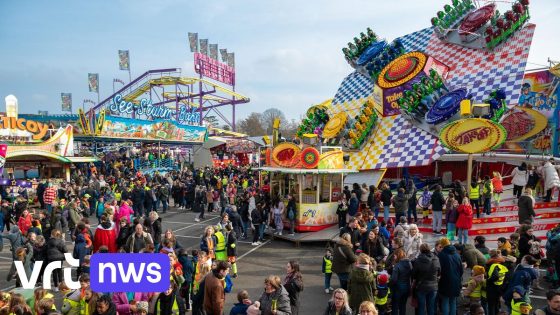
37,298,56,315
135,301,149,315
474,236,490,259
81,255,91,275
322,248,334,294
464,265,487,313
445,194,458,241
419,187,432,223
497,237,512,256
511,286,530,315
492,172,503,206
230,290,252,315
60,281,81,315
79,288,96,315
375,273,390,315
509,233,520,259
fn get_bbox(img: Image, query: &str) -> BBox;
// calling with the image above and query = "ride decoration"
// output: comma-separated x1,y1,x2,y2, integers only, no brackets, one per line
500,106,547,142
484,0,530,49
322,112,348,140
482,89,508,122
425,88,469,125
346,100,378,149
397,69,448,121
363,40,406,82
296,108,329,139
300,147,320,168
342,28,379,64
271,142,301,168
431,0,476,34
377,51,428,89
439,118,507,153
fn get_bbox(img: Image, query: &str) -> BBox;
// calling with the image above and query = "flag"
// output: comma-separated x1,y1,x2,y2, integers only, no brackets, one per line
38,111,49,116
220,49,228,62
88,73,99,92
188,32,199,52
200,39,208,55
61,93,72,112
227,52,235,68
118,50,130,70
0,144,7,175
209,44,218,60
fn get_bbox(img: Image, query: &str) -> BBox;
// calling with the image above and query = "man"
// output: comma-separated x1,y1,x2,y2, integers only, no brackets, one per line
203,260,230,315
535,290,560,315
339,218,361,251
125,224,154,253
43,182,57,214
437,237,463,315
37,180,46,209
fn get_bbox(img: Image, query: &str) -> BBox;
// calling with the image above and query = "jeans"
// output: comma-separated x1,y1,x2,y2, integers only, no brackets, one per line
440,295,457,315
458,228,469,244
336,272,349,290
447,223,456,240
472,199,480,218
408,203,417,222
374,206,379,218
513,185,523,199
46,204,53,214
417,290,437,315
259,223,266,241
161,199,168,212
324,273,332,290
383,205,390,222
484,197,491,215
242,220,250,237
432,211,442,232
391,282,410,315
252,224,260,243
289,219,295,234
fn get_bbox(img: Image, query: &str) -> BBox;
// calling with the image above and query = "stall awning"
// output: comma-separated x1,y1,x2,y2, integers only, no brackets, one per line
259,167,357,175
344,169,387,187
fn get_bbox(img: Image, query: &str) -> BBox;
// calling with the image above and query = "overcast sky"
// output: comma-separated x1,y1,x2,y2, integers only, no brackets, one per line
0,0,559,123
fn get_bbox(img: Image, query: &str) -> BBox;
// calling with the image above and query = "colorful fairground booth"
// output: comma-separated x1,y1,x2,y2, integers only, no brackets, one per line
260,118,356,232
1,95,96,182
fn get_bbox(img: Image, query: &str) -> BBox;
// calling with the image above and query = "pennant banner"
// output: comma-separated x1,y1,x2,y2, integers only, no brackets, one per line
209,44,218,60
219,49,228,62
61,93,72,112
88,73,99,92
200,39,208,56
118,50,130,70
0,144,7,176
188,32,199,52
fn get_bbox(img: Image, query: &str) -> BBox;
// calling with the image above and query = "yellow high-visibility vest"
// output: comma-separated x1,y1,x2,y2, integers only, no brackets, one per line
488,263,508,286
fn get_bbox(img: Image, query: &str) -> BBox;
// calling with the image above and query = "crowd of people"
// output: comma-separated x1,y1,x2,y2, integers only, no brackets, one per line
0,153,559,315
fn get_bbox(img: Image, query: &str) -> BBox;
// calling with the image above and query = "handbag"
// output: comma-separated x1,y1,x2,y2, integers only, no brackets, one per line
410,279,419,308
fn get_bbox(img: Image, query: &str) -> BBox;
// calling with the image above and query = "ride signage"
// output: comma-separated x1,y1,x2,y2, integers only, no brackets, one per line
109,94,200,125
439,118,507,153
0,116,49,140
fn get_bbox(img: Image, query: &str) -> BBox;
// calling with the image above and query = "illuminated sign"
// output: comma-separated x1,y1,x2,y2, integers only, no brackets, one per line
439,118,507,153
109,94,200,125
0,117,49,140
194,52,235,85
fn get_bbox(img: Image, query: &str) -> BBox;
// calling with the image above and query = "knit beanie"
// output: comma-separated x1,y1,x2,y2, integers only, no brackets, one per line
472,265,485,276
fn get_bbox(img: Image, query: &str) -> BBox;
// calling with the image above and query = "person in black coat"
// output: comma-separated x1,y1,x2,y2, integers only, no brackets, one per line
284,260,304,315
413,243,441,315
116,219,132,250
251,204,263,245
73,234,89,276
147,212,162,250
437,238,463,315
518,224,539,260
46,229,67,289
339,218,362,251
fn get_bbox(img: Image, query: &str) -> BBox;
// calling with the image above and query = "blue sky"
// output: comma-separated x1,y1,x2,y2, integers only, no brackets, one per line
1,0,559,123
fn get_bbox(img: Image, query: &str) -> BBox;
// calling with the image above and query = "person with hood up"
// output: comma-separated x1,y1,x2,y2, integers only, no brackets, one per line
403,224,423,260
437,237,463,315
257,275,291,315
393,188,408,226
323,288,352,315
348,253,376,313
503,255,539,312
93,214,117,253
413,243,441,315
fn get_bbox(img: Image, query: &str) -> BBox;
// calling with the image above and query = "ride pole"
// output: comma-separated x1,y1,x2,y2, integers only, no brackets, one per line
467,153,473,195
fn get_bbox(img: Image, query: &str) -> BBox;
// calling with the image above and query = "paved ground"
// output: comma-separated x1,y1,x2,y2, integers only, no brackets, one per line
0,205,554,314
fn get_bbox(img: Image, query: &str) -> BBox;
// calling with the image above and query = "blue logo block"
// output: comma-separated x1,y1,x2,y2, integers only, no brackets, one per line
90,254,170,292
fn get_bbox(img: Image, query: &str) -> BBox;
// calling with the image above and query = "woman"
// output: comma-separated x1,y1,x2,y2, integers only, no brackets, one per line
116,218,132,250
358,301,377,315
403,224,423,260
362,229,387,263
518,224,539,260
160,228,182,252
393,188,408,227
367,185,379,219
286,194,297,235
332,233,357,290
258,275,291,315
199,226,216,259
445,194,458,241
251,203,264,246
518,188,536,225
115,200,134,226
146,211,162,251
413,243,440,315
406,179,418,223
323,288,352,315
284,260,304,315
272,197,285,235
456,197,474,245
17,209,32,236
348,253,376,313
390,248,412,315
511,163,528,199
430,185,445,234
46,229,67,290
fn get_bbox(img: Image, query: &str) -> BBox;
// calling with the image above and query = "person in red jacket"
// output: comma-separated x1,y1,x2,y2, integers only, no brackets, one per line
17,209,33,236
456,197,474,245
93,214,117,253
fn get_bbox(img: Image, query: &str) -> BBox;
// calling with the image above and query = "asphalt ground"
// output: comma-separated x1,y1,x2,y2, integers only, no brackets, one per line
0,205,554,314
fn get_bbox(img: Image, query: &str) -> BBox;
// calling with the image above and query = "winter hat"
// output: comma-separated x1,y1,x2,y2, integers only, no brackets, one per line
472,265,485,276
136,301,149,314
377,273,389,287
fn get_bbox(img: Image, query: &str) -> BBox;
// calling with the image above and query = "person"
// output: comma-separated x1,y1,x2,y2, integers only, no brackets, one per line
230,290,251,315
125,224,154,253
518,224,538,259
93,214,117,253
543,159,560,202
475,235,490,258
512,163,529,199
510,286,531,315
322,248,334,294
368,185,380,220
46,229,67,290
486,249,509,315
468,304,486,315
491,172,503,206
456,197,473,244
112,291,150,315
340,218,361,251
225,223,239,278
419,187,432,223
153,282,185,315
336,196,349,229
469,179,481,219
358,301,377,315
348,193,359,221
403,224,422,260
251,203,263,246
430,185,445,234
214,225,227,261
406,179,418,223
445,194,458,241
93,295,117,315
257,275,291,315
203,260,230,315
362,228,387,263
413,243,440,315
393,188,408,226
272,197,285,235
482,176,493,215
393,216,409,240
464,265,487,313
323,288,352,315
503,255,538,312
375,273,389,315
518,188,536,224
437,237,463,315
177,248,195,312
381,183,392,223
390,248,412,315
17,209,32,236
332,233,357,290
147,211,162,251
348,253,376,312
535,290,560,315
284,260,304,315
200,225,216,260
497,237,512,256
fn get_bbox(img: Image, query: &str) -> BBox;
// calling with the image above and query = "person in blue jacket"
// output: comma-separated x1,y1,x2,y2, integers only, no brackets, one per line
503,255,539,312
177,248,195,311
437,237,464,315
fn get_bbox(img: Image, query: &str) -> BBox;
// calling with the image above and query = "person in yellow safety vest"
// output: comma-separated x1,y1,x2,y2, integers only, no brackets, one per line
482,176,493,216
511,286,531,315
469,180,481,219
79,288,95,315
464,265,487,308
375,273,390,315
33,288,57,315
214,225,227,262
322,248,333,294
154,283,185,315
486,249,509,315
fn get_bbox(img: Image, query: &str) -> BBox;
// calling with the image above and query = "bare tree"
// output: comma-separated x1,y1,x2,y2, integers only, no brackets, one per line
281,118,301,140
261,108,286,133
238,112,266,136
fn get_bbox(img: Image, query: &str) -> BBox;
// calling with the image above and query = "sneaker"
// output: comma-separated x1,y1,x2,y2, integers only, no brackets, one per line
256,241,262,245
251,242,258,246
194,218,200,222
329,287,334,291
289,233,295,236
325,289,330,294
278,232,282,236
